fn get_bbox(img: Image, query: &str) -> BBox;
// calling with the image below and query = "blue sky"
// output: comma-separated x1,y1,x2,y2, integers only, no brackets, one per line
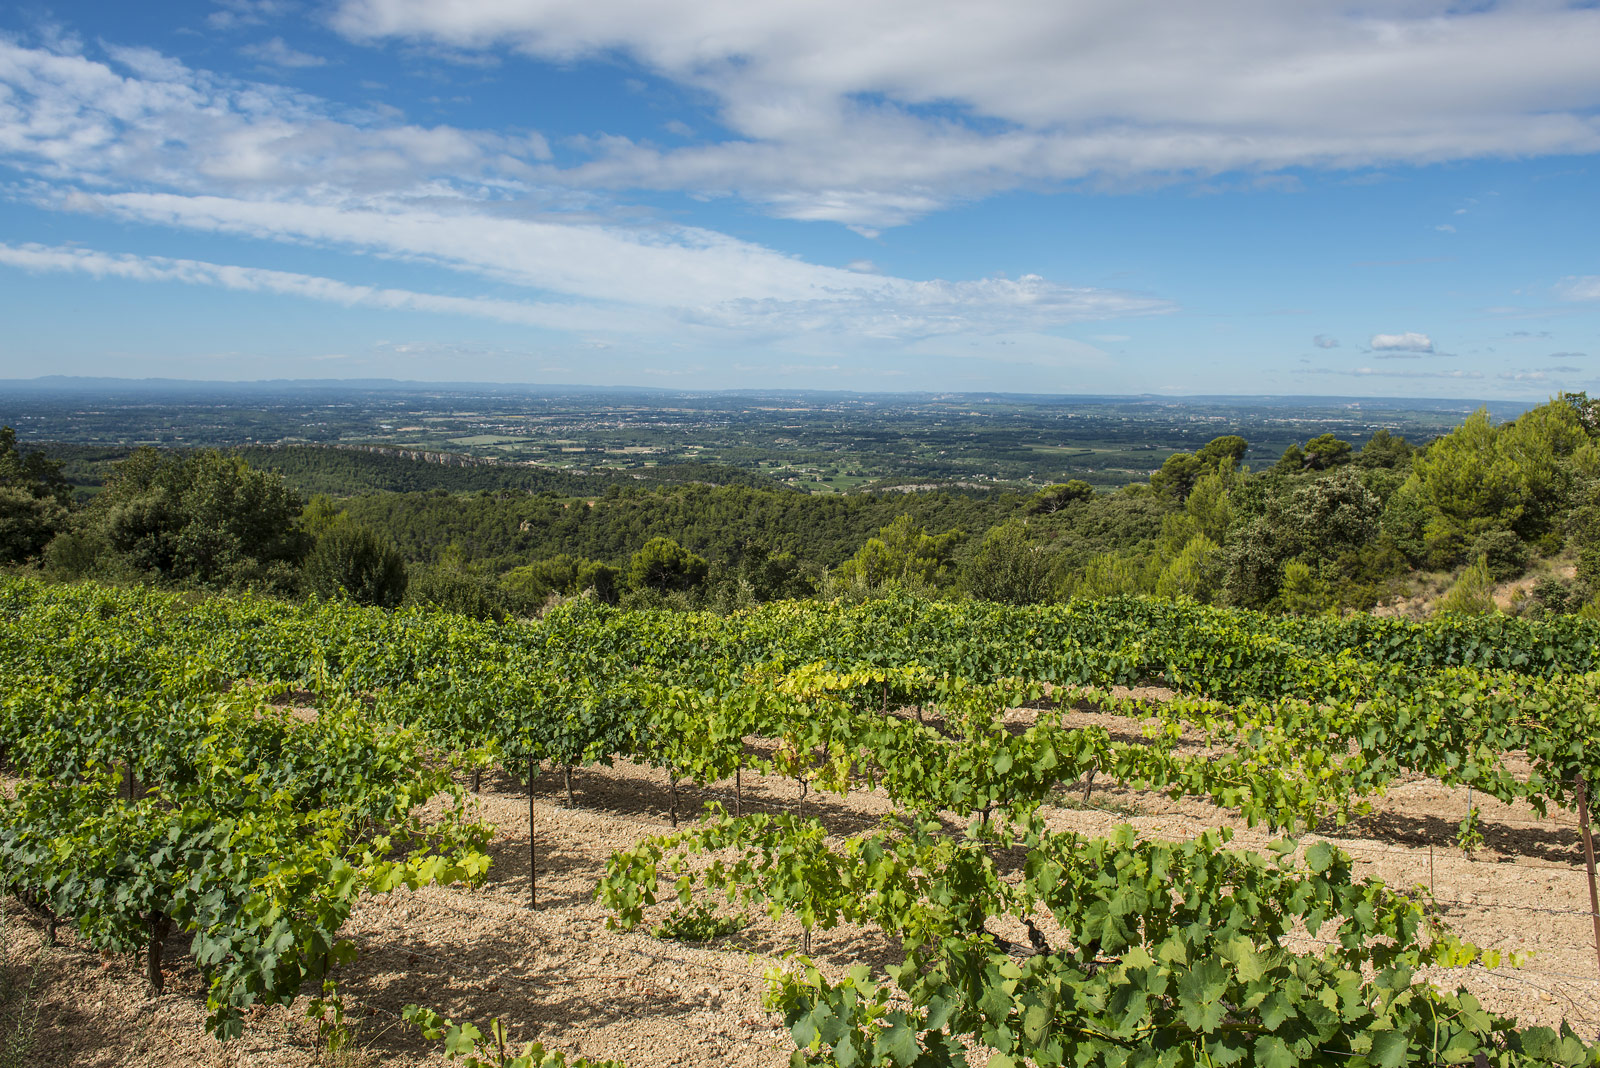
0,1,1596,397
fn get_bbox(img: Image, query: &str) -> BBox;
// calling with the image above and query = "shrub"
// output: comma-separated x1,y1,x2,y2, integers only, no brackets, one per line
303,524,408,608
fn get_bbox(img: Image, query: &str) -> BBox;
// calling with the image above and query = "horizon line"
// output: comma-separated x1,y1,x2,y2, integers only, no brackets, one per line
0,374,1546,408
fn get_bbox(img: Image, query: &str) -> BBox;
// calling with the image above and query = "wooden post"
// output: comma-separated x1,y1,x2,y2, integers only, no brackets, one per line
1576,777,1600,981
147,912,171,993
734,767,742,818
528,757,538,910
669,767,679,828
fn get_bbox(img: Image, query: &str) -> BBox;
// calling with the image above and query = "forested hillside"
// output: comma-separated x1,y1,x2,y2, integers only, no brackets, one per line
235,445,789,497
3,394,1597,620
335,482,1013,572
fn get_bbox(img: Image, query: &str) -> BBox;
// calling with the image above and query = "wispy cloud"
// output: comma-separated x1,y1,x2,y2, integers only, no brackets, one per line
1310,366,1482,380
1558,276,1600,301
0,39,1171,351
0,241,635,331
208,0,298,32
1312,334,1339,349
239,37,327,69
331,0,1600,226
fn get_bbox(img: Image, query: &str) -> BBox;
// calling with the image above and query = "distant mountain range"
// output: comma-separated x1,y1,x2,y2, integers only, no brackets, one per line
0,374,1532,415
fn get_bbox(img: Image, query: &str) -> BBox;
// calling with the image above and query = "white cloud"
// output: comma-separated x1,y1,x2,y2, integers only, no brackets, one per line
58,189,1165,330
0,241,635,331
239,37,327,69
330,0,1600,226
0,39,536,194
1435,224,1455,233
1313,334,1339,348
1369,331,1435,353
1558,276,1600,301
208,0,297,32
1312,366,1482,379
0,36,1174,351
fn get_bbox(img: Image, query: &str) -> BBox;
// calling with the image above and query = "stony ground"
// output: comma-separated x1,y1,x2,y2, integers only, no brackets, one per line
6,716,1600,1068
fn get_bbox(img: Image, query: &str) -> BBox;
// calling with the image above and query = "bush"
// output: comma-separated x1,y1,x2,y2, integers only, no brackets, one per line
962,521,1054,604
1154,533,1223,603
1435,557,1498,617
1529,577,1585,617
1277,560,1332,616
1471,528,1528,583
303,524,408,608
406,566,505,621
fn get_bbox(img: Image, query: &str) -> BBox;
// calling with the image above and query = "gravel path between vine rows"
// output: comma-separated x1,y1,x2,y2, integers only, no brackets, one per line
6,715,1600,1068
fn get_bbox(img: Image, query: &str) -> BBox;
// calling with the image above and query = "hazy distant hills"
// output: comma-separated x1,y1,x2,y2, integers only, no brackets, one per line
0,375,1537,416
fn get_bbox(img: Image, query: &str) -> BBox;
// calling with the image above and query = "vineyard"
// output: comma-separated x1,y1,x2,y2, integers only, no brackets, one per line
3,577,1600,1067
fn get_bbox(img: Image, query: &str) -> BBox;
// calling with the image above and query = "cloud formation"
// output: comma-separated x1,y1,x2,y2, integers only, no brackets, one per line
238,37,326,68
0,241,627,331
331,0,1600,226
1369,332,1435,353
1312,366,1482,379
1312,334,1339,349
1558,276,1600,301
0,38,1170,351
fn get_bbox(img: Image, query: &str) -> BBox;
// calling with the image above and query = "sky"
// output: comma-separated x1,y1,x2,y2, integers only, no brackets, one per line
0,1,1597,397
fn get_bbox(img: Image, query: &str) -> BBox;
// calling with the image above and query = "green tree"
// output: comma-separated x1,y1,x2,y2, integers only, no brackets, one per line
1272,442,1305,474
626,536,709,595
1062,550,1152,599
0,427,70,564
1355,428,1413,468
1436,556,1498,616
503,554,585,605
1152,435,1248,501
1301,433,1353,470
1572,477,1600,590
301,494,341,538
303,523,408,607
961,520,1054,605
406,565,505,620
1282,468,1382,559
1025,480,1093,514
1402,401,1593,565
65,448,306,588
733,541,812,602
1149,452,1206,501
1195,434,1248,468
577,560,622,604
831,515,964,594
1277,559,1332,615
1154,533,1223,602
1182,468,1234,545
